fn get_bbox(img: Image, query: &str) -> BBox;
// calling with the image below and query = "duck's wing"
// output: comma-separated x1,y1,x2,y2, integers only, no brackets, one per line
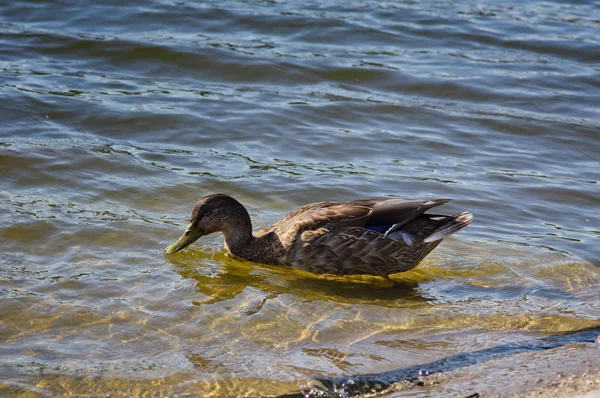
360,198,452,230
260,197,452,250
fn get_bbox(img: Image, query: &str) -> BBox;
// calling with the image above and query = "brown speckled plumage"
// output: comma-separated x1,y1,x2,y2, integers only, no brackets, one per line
166,193,473,278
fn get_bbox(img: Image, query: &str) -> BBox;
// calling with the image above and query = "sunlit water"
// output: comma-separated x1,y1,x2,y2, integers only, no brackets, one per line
1,1,599,396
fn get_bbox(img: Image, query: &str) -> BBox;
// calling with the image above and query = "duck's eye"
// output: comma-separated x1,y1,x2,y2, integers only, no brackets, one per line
185,229,191,236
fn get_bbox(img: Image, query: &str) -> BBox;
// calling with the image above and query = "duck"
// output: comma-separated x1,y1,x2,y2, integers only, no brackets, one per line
165,193,472,281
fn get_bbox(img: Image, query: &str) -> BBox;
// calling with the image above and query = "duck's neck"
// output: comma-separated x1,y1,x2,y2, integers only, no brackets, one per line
219,203,278,264
223,226,253,256
222,221,278,264
226,233,278,264
221,210,254,256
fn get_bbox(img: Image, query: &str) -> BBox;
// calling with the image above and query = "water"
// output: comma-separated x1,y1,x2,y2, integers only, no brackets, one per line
1,0,599,396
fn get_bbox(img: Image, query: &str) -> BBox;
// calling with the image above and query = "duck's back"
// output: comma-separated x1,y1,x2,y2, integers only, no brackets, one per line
253,198,471,277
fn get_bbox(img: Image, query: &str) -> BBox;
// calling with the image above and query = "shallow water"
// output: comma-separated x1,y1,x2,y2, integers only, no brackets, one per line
1,0,599,396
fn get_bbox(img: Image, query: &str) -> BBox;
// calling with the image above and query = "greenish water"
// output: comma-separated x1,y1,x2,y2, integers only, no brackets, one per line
1,1,599,396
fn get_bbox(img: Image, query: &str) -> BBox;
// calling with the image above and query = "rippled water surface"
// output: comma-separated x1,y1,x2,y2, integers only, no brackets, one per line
1,1,599,396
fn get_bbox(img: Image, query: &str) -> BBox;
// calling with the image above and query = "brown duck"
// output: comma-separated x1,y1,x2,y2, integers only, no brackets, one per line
165,194,472,280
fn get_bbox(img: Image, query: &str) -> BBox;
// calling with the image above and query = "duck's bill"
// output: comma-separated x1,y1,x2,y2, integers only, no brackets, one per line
165,223,203,254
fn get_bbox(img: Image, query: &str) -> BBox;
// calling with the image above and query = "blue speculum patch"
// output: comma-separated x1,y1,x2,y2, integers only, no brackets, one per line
364,225,391,233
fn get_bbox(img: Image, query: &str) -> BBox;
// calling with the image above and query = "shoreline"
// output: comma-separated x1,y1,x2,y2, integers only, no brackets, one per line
387,340,600,397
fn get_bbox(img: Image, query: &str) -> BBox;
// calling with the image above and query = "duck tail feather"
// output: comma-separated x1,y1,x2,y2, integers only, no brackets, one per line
423,211,473,243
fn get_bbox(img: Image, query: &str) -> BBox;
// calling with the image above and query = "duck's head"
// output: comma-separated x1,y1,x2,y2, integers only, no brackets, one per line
165,194,251,254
